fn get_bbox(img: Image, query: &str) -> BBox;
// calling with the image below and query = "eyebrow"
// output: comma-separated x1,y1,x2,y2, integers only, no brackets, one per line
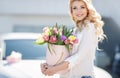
72,4,85,7
80,4,85,7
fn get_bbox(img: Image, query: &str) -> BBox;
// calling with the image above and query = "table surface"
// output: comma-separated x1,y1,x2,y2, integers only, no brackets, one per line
0,60,112,78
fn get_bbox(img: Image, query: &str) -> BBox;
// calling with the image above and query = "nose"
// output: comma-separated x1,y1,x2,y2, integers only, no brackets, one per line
76,8,82,13
76,9,83,14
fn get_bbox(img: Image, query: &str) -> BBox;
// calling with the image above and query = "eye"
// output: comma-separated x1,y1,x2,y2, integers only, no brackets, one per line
72,6,77,10
81,6,85,9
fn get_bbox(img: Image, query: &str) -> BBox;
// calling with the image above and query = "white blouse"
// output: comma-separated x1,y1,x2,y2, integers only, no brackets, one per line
60,22,98,78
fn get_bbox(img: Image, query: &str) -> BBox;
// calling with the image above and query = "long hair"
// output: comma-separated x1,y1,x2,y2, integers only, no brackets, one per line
69,0,105,41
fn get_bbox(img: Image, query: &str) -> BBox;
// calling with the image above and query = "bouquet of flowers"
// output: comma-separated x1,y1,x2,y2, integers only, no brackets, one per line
35,24,78,47
35,24,78,74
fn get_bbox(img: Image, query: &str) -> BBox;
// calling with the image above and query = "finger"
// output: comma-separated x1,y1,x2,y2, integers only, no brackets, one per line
43,63,48,66
40,64,44,68
41,67,47,72
47,72,54,76
41,69,47,74
44,65,48,69
44,70,54,76
41,64,47,70
44,63,48,65
40,63,46,67
44,70,49,76
42,64,48,69
41,68,45,73
41,67,47,74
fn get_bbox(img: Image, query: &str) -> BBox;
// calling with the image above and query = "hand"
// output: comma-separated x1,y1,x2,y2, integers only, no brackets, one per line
40,63,48,74
44,65,57,76
44,61,69,76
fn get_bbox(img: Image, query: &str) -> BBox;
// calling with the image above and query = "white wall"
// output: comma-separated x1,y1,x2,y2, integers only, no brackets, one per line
0,0,120,34
0,0,69,15
0,0,74,34
0,15,73,33
93,0,120,26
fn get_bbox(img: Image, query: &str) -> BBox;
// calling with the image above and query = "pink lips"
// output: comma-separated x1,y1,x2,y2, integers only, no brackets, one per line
76,14,83,17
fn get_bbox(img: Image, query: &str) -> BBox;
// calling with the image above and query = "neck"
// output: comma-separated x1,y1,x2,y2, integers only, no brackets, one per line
76,21,83,31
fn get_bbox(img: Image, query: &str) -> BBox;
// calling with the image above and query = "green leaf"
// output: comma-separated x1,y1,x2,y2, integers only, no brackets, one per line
33,42,45,45
48,43,52,55
65,45,70,53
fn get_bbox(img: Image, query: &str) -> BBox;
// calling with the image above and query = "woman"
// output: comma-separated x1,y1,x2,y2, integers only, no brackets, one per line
41,0,105,78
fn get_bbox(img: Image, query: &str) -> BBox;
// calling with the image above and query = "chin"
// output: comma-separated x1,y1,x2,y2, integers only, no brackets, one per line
76,19,83,21
77,17,86,21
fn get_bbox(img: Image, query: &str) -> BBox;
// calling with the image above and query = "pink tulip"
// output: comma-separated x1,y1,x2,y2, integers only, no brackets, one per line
43,34,49,41
49,36,57,43
53,27,58,34
73,39,78,44
69,39,78,44
69,40,74,44
64,39,70,44
43,27,49,32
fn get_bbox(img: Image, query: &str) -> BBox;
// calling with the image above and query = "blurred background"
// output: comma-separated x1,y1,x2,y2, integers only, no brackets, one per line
0,0,120,78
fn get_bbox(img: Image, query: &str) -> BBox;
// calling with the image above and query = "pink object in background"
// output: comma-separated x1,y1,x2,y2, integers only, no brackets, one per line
6,51,22,63
46,44,70,74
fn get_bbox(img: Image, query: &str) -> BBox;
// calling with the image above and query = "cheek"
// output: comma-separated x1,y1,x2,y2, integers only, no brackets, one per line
83,10,88,16
72,12,76,17
72,10,76,14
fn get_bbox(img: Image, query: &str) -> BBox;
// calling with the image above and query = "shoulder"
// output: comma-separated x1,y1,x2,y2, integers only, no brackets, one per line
85,22,96,32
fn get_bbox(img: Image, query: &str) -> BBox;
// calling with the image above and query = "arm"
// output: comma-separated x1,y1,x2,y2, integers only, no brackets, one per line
65,23,98,70
43,24,98,76
44,61,69,76
44,24,98,76
41,63,48,74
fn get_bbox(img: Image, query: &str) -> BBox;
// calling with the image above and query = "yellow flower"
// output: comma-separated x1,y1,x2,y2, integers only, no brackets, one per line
43,27,51,36
36,34,45,44
68,35,76,41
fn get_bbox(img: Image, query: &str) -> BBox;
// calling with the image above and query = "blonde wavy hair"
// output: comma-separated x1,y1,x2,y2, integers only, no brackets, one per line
69,0,105,41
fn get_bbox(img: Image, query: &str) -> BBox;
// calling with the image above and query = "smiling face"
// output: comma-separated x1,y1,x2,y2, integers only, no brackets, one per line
71,0,88,21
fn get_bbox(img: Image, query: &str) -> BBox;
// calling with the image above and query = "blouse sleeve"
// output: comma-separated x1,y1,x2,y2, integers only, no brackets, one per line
65,23,98,70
